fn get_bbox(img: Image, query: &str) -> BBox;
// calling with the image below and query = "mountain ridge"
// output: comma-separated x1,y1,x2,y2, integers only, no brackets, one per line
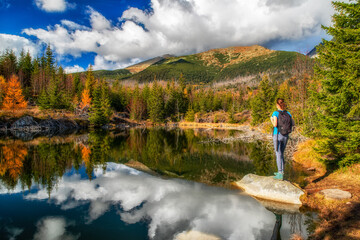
126,45,306,83
79,45,310,84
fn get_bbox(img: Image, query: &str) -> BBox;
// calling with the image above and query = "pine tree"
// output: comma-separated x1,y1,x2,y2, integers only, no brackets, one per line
178,73,186,92
0,50,17,80
250,75,274,125
129,84,146,120
313,0,360,167
47,73,61,109
142,84,151,118
164,81,177,119
185,106,195,122
31,57,41,96
85,65,95,97
100,80,112,119
22,51,33,98
37,89,50,109
89,81,112,127
72,74,82,99
45,44,55,83
110,82,127,112
89,84,106,127
2,75,27,111
148,81,164,123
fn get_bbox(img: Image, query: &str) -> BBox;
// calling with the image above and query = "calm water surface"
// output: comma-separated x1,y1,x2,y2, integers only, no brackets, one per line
0,128,315,240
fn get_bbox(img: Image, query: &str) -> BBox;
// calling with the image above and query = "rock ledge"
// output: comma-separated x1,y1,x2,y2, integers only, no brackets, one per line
235,174,304,205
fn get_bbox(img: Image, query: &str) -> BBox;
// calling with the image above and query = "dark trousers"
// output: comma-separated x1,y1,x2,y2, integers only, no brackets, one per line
273,133,288,174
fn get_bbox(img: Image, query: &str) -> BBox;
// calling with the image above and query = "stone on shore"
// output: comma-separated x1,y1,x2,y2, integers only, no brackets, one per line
11,116,40,131
175,231,220,240
235,174,304,205
320,189,352,200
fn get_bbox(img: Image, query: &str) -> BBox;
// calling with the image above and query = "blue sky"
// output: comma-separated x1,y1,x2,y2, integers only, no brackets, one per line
0,0,334,73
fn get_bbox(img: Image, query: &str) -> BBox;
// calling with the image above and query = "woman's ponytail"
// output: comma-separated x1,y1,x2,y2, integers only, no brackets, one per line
276,98,286,110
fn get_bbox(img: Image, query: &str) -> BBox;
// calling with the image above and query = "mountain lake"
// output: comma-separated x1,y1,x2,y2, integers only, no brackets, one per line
0,128,317,240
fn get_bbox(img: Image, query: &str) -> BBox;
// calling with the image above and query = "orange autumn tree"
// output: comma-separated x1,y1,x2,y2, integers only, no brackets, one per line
0,145,28,181
79,88,91,110
2,75,27,111
80,144,91,165
0,76,6,104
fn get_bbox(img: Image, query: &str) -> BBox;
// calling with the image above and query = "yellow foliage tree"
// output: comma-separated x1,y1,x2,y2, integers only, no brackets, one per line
0,145,28,180
2,75,27,111
81,144,91,165
79,88,91,109
0,76,6,104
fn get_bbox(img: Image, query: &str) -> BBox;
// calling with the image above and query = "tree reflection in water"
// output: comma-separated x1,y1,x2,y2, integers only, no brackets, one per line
0,128,308,195
0,129,314,239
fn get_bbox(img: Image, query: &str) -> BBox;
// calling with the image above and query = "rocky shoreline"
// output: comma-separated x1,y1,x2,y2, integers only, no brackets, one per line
0,116,84,140
0,115,145,140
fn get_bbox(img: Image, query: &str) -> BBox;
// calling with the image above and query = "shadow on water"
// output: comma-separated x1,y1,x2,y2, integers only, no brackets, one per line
0,128,315,239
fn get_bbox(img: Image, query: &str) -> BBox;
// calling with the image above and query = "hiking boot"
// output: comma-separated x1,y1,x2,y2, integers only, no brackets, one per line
273,172,283,180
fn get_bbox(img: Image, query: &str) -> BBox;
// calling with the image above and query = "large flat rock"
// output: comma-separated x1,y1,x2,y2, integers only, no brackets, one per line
175,231,220,240
320,189,352,200
235,174,304,205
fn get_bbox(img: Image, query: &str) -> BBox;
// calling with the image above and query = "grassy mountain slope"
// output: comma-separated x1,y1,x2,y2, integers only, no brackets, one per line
128,45,305,83
90,45,308,84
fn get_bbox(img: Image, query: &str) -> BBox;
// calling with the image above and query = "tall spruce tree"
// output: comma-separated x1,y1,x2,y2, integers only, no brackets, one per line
85,65,95,97
100,80,112,120
45,44,55,82
148,81,164,123
313,0,360,167
89,80,112,127
250,75,274,125
0,50,17,79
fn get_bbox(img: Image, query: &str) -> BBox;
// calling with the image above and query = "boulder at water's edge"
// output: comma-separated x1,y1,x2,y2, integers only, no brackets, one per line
235,174,304,205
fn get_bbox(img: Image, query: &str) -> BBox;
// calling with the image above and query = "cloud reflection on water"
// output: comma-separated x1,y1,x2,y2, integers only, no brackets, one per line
34,217,79,240
25,163,300,240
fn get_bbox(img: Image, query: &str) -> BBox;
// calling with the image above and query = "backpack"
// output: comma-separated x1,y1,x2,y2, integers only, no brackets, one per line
277,110,292,135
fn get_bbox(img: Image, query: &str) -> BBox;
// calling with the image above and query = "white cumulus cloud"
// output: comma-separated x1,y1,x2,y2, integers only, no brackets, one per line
24,0,335,70
0,33,39,57
35,0,75,12
64,65,85,73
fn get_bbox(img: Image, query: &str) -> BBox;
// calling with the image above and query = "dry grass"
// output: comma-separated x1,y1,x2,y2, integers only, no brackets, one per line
293,139,327,180
290,234,304,240
293,139,360,239
211,75,258,89
0,106,80,121
198,45,274,68
302,163,360,239
178,121,242,129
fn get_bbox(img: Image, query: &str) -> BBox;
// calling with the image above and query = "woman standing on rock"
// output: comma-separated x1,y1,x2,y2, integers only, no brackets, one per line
270,98,294,180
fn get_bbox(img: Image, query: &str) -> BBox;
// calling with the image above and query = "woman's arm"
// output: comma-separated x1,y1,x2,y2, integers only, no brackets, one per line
271,116,277,127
